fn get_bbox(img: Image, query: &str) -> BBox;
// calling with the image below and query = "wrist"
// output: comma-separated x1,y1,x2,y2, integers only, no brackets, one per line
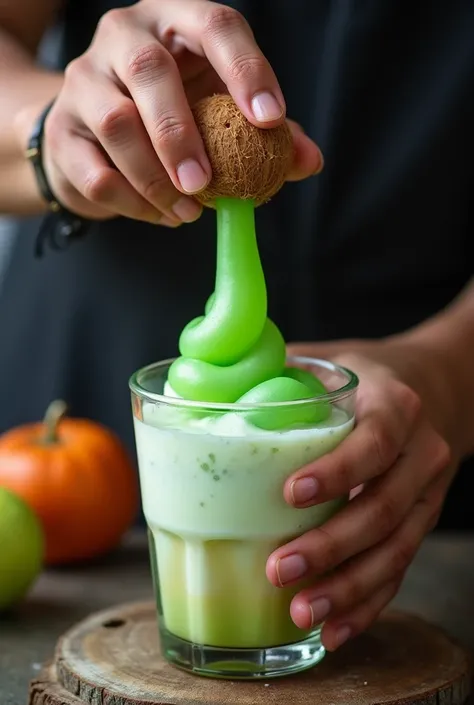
11,101,53,213
14,99,91,256
12,71,63,155
11,70,64,210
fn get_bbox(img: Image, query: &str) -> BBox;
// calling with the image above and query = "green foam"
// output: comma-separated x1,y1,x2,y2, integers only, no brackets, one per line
168,319,286,403
237,377,322,430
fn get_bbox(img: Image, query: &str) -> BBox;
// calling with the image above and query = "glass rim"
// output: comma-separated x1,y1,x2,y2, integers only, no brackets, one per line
129,356,359,412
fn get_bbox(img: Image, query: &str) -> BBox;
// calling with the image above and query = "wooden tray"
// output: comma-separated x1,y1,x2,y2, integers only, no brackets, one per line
29,601,472,705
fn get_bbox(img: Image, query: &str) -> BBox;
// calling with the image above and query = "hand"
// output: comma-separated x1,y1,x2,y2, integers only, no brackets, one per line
40,0,323,226
266,337,455,651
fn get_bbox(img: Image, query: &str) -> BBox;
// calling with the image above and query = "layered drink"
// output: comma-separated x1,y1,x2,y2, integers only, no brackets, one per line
130,357,357,678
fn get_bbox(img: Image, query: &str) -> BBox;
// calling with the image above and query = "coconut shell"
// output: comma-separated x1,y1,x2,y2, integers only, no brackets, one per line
192,94,293,207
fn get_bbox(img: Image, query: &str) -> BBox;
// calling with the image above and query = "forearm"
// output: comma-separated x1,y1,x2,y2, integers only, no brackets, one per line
389,279,474,459
0,28,63,215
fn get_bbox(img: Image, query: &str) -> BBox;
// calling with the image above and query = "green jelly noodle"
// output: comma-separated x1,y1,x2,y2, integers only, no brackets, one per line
168,197,330,429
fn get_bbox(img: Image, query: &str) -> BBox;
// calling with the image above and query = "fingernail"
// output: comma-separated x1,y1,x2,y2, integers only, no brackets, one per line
160,215,182,228
276,554,307,586
332,625,351,650
313,148,325,175
251,92,284,122
176,160,209,194
290,477,318,505
309,597,331,626
172,196,202,223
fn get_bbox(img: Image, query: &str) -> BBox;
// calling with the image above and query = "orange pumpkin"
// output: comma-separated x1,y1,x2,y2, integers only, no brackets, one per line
0,400,139,565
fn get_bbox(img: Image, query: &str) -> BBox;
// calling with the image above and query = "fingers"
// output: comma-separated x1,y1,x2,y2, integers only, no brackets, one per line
289,486,439,635
322,579,402,651
43,117,112,222
286,120,324,181
285,379,422,507
47,122,178,226
67,59,202,223
267,423,450,587
144,0,286,126
46,0,322,222
94,11,211,197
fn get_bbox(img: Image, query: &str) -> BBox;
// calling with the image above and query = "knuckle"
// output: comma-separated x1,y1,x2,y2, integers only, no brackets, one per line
336,572,365,609
203,5,247,40
370,490,400,536
152,113,189,147
227,53,267,83
82,168,115,203
314,526,341,570
64,55,89,85
63,58,78,83
96,100,137,143
369,418,399,472
331,456,356,493
126,43,170,81
97,8,127,33
393,381,422,422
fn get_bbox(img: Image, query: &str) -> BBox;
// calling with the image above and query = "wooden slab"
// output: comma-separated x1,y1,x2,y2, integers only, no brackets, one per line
29,601,472,705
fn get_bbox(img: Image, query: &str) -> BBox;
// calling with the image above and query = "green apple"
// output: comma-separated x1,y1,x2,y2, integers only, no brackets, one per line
0,486,44,611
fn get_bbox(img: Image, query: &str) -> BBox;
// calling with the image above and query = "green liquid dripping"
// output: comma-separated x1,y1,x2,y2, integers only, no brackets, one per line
168,198,330,429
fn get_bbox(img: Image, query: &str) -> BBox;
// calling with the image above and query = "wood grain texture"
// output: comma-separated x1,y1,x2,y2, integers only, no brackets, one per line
28,600,472,705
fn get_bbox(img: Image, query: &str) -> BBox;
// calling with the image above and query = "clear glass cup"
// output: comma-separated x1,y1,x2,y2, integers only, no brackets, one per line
129,356,358,679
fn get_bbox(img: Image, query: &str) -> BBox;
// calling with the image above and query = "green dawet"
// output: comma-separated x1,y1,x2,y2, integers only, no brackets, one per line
168,198,330,429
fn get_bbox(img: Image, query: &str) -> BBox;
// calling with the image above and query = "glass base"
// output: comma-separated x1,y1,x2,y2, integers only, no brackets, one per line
160,627,325,679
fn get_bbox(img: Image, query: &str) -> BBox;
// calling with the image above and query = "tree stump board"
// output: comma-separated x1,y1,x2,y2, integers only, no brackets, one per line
29,601,472,705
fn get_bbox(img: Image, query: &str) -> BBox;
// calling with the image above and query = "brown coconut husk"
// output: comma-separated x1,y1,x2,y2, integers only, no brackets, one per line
192,94,293,207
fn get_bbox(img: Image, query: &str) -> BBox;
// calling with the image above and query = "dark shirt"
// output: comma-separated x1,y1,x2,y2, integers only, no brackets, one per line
0,0,472,528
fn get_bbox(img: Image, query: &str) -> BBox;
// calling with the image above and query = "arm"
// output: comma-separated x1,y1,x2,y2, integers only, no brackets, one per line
0,0,64,214
395,277,474,459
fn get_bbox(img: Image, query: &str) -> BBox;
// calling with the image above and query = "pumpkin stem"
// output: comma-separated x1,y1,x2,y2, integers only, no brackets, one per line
42,400,68,444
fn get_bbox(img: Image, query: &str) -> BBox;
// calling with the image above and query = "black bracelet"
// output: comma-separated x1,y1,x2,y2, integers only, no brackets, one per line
25,99,91,258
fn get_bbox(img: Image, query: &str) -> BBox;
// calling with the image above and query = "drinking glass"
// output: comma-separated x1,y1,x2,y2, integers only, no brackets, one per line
129,356,358,679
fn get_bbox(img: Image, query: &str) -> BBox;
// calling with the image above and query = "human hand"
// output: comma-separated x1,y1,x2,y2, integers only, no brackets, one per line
40,0,322,227
266,338,455,651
